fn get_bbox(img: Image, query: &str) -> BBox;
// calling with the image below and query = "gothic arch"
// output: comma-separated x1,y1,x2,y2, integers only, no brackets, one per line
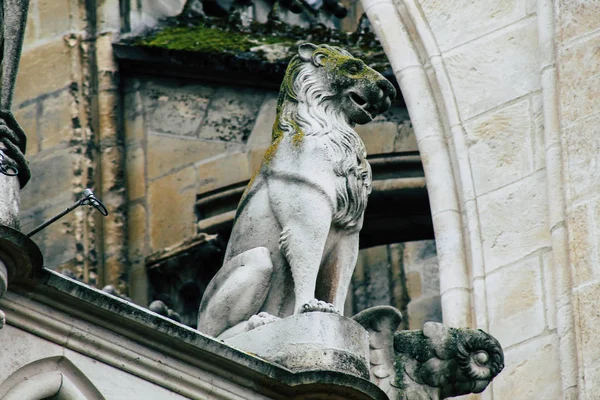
0,356,105,400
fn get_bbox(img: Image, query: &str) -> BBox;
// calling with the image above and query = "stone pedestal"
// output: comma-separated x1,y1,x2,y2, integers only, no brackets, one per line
225,312,370,379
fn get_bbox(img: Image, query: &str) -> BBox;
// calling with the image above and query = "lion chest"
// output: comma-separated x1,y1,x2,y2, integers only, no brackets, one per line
268,135,371,230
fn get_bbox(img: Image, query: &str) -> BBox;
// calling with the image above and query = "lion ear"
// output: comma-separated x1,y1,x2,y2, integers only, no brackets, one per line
298,43,317,62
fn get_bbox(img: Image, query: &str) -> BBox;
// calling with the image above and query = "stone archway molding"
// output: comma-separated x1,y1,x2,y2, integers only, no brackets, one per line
362,0,579,397
0,356,105,400
360,0,475,328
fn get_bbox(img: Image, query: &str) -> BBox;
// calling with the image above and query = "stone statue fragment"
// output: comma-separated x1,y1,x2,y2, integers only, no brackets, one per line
0,0,31,187
197,43,396,339
353,306,505,400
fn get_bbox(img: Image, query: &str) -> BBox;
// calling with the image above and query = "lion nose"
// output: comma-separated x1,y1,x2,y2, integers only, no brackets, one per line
378,78,396,99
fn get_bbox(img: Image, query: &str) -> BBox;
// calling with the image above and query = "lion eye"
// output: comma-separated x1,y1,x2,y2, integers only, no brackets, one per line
473,351,489,365
347,63,362,75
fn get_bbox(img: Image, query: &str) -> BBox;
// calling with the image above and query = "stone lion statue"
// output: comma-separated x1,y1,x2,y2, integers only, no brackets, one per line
353,306,505,400
197,43,396,339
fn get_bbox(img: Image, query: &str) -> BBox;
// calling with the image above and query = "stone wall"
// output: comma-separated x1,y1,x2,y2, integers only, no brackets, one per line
347,241,441,329
555,2,600,397
16,0,122,287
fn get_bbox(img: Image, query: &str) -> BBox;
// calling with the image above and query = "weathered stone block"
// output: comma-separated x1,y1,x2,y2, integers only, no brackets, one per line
39,89,73,150
148,166,196,251
358,245,392,307
419,0,527,52
403,240,437,270
37,0,72,38
62,349,191,400
14,102,39,156
22,0,38,47
564,108,600,203
20,149,76,211
406,295,442,330
14,38,73,106
465,98,534,195
567,202,594,285
125,147,146,201
406,271,422,299
558,32,600,124
531,93,546,170
147,134,228,180
0,325,65,378
355,121,396,155
225,313,370,379
541,250,557,330
123,84,145,146
574,280,600,369
478,171,550,273
127,203,147,262
129,261,149,306
558,0,600,43
247,147,268,175
141,77,214,136
196,152,251,194
394,120,418,153
493,333,562,399
247,93,278,148
420,259,441,296
197,87,265,142
485,255,545,347
444,18,540,120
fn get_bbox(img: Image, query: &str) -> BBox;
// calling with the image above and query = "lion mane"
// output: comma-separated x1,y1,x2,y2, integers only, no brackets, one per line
242,44,372,230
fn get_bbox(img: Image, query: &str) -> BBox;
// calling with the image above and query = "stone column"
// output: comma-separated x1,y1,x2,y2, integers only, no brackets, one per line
0,1,43,327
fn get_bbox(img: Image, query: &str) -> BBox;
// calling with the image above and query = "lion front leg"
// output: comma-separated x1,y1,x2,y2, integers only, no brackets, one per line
269,181,334,315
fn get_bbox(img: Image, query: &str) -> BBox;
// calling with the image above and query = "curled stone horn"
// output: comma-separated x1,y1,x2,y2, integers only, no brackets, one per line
353,307,505,400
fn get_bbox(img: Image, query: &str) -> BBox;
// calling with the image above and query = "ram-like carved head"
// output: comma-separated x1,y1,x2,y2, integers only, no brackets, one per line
353,306,505,400
401,322,505,398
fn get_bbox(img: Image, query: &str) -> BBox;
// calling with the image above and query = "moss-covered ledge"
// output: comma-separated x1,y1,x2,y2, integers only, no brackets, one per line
5,268,387,399
114,18,398,91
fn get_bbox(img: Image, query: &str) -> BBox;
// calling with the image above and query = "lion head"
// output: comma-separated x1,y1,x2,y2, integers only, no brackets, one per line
276,43,396,131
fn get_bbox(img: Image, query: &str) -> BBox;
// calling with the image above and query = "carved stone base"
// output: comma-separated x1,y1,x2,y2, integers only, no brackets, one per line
225,312,370,379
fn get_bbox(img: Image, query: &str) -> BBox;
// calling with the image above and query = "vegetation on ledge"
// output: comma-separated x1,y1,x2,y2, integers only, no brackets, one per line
130,16,390,72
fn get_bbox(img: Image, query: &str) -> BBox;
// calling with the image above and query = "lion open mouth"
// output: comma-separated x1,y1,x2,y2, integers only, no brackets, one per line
349,92,374,121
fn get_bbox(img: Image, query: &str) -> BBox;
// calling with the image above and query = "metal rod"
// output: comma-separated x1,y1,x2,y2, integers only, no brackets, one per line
26,202,81,238
26,189,108,238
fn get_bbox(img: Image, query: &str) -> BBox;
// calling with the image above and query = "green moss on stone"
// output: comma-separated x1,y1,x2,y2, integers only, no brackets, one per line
131,17,391,71
135,23,295,55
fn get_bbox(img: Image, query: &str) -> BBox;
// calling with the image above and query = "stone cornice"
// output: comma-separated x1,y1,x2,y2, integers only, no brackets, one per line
5,269,386,399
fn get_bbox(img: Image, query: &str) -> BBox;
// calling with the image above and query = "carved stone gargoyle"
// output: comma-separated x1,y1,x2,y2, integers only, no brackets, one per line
353,306,505,400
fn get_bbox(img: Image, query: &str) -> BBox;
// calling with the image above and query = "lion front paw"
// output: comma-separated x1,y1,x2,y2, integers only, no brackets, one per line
301,299,340,314
247,312,281,331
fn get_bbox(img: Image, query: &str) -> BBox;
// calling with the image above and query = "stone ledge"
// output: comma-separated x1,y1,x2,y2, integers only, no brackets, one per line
10,269,387,399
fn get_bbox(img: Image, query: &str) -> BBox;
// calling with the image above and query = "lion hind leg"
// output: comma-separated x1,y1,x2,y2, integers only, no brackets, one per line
197,247,273,338
315,232,359,314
